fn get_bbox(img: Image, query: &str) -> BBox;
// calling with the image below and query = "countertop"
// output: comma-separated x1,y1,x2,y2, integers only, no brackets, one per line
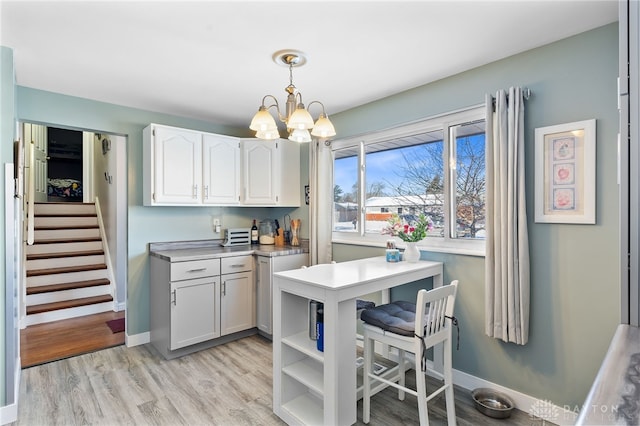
273,256,443,292
149,239,308,262
576,324,640,425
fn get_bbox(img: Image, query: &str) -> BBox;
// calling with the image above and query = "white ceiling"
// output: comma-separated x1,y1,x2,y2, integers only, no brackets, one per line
0,1,618,130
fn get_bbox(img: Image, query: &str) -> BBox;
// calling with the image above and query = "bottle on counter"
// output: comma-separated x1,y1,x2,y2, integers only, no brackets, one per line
251,219,259,245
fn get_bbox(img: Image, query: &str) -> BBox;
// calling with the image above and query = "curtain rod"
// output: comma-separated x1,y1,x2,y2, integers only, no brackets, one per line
491,87,531,105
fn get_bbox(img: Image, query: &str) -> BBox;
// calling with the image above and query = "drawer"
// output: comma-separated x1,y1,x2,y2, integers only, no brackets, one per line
221,255,253,274
171,258,220,281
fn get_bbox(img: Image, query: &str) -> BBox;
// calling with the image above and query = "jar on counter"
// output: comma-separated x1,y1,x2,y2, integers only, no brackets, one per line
259,219,276,244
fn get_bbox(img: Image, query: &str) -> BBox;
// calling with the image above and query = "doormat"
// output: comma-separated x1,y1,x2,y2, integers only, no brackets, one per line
106,318,125,333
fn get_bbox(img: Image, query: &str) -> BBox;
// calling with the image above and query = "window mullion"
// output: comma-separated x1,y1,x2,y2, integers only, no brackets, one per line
443,124,453,240
358,141,366,236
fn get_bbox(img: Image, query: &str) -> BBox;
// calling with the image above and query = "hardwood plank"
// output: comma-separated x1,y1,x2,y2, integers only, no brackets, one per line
26,263,107,277
33,236,102,244
14,335,555,425
26,294,113,315
26,278,110,294
20,310,125,368
27,249,105,260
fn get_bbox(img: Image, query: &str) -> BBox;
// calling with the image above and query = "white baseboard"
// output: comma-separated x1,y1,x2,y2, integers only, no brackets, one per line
450,366,578,425
126,331,150,347
0,360,21,425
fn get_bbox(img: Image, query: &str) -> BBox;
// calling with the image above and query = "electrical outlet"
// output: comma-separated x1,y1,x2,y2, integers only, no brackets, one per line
212,217,221,233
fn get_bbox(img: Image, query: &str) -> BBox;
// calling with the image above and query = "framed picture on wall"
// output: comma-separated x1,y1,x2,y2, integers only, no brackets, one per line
534,119,596,224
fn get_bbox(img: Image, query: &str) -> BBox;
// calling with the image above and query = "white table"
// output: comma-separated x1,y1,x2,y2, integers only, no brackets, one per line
272,256,443,426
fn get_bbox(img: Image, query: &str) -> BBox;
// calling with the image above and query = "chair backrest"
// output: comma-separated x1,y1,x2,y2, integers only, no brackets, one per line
414,280,458,346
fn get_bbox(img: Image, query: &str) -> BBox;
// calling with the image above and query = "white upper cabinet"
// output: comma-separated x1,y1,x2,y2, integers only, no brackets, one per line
242,138,301,207
144,123,300,207
144,124,202,205
203,134,241,205
242,139,279,205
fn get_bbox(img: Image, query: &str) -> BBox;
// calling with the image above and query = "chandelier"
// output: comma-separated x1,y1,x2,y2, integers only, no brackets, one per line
249,50,336,142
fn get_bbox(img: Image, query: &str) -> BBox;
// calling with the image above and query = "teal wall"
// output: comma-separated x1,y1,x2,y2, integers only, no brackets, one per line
333,24,620,410
6,22,619,412
15,88,305,336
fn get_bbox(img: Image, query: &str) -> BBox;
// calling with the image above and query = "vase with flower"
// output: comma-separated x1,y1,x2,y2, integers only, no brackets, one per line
381,213,433,263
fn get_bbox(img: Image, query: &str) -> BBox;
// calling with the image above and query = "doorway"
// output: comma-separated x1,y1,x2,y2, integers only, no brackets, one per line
47,127,83,202
19,122,128,366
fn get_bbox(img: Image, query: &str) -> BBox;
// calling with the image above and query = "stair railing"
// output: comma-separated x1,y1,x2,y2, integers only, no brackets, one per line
26,139,35,245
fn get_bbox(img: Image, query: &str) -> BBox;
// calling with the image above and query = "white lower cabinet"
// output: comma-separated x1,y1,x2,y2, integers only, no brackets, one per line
256,254,309,336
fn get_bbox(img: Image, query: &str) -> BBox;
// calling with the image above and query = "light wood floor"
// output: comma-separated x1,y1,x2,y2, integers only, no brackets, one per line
13,334,552,425
20,310,125,368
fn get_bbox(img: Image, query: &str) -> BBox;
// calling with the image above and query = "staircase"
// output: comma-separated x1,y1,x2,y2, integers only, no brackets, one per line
25,202,115,326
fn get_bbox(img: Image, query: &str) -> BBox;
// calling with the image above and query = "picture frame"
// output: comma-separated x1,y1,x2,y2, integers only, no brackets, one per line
534,119,596,224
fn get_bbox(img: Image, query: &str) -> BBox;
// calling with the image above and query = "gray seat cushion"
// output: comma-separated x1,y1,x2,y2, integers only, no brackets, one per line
360,301,416,336
357,299,376,310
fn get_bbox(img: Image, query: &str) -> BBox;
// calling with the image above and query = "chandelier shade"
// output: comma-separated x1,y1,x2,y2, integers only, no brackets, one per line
250,50,336,142
289,129,312,143
288,106,315,130
256,128,281,140
311,114,337,138
249,107,278,131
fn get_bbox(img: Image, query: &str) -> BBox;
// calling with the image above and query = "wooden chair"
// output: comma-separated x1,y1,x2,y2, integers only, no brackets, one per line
361,280,459,425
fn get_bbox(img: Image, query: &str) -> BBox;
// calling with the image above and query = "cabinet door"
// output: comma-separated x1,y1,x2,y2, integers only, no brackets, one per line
256,257,273,334
242,139,279,205
203,134,241,205
221,271,255,335
153,125,202,205
256,254,309,335
170,276,220,350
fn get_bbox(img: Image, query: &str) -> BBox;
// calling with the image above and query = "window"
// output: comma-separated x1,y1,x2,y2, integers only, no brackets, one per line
332,106,486,255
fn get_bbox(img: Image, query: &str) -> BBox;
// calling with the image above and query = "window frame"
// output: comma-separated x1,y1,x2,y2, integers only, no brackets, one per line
331,105,486,257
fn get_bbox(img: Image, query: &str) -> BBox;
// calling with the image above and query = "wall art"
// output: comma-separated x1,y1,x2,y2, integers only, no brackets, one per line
534,119,596,224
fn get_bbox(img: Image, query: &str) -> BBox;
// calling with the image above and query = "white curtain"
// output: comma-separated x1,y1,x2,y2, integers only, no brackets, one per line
484,87,530,345
309,138,333,265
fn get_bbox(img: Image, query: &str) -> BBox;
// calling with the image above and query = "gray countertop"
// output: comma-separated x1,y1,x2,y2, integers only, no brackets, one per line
576,324,640,425
149,239,308,262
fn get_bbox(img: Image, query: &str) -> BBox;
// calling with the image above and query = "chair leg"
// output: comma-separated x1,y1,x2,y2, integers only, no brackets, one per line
414,344,429,425
443,340,457,426
363,332,374,424
397,348,405,401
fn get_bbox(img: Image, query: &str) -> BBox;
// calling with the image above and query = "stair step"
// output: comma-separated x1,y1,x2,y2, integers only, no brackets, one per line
26,294,113,315
27,263,107,277
27,268,109,287
26,278,111,295
24,301,114,326
27,240,103,255
33,236,102,245
34,202,96,216
34,213,97,217
35,225,99,230
27,249,104,260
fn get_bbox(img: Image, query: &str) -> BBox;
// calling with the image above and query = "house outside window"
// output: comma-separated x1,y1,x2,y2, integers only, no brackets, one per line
332,106,486,255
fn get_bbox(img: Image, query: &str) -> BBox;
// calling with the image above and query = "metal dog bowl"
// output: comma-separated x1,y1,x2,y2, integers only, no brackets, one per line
471,388,515,419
